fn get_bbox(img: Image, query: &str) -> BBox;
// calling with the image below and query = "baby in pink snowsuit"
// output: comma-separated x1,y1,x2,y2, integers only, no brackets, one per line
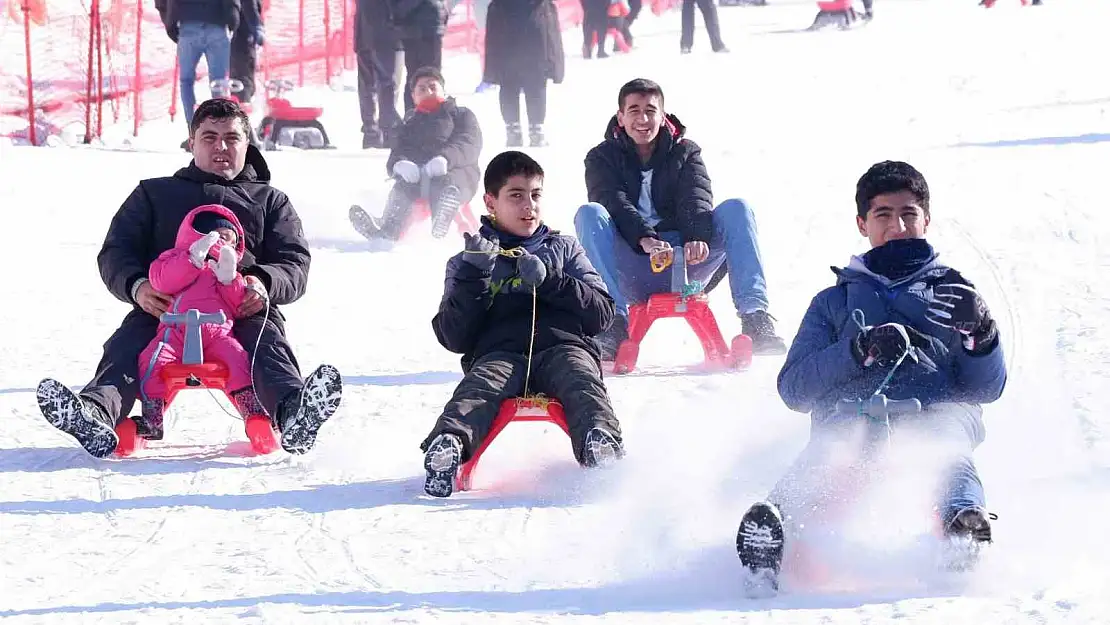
136,204,263,439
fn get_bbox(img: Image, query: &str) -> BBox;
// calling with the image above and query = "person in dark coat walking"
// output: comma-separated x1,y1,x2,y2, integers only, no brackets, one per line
482,0,565,147
391,0,448,113
355,0,404,148
229,0,263,102
735,161,1007,584
35,99,343,459
680,0,727,53
574,78,785,359
420,151,624,498
351,67,483,241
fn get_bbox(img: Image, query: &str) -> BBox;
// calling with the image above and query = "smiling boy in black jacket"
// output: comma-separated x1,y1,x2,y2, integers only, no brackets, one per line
419,150,625,498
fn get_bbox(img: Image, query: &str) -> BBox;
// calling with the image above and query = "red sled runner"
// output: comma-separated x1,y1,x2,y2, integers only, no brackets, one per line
455,397,570,492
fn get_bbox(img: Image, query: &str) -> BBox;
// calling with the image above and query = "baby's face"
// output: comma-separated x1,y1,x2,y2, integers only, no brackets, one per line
213,227,237,246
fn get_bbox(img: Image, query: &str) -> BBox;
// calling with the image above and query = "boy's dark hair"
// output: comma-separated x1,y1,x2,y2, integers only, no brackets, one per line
855,160,931,219
409,66,445,92
189,98,252,138
618,78,664,111
484,151,544,196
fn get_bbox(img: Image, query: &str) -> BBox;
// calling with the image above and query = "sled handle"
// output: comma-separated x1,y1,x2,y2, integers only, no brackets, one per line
835,394,921,420
159,309,227,365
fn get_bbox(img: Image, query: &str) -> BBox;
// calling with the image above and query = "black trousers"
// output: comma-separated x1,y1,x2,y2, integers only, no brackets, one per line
79,307,304,424
400,34,444,112
581,0,610,53
356,33,404,136
680,0,725,51
420,344,621,465
498,77,547,126
229,34,258,101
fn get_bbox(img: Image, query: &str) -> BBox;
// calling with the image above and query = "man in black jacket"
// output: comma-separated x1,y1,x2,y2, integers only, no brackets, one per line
419,151,624,498
229,0,263,103
35,99,343,458
350,67,482,241
575,78,785,358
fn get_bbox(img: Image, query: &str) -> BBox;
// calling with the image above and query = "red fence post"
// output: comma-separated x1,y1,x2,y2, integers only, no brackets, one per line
95,0,104,139
21,0,37,146
324,0,332,83
134,0,143,136
84,0,95,143
298,0,305,87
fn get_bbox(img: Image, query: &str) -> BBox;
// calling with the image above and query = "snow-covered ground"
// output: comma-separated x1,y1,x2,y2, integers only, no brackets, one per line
3,0,1110,622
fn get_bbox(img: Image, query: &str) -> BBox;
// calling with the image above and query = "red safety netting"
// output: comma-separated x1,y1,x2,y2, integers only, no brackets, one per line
1,0,672,144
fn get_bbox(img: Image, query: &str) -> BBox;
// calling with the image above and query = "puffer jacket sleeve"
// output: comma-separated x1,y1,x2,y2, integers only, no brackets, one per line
777,289,867,413
98,183,157,305
536,237,615,337
239,191,311,305
674,141,715,244
432,254,494,353
585,145,658,250
440,107,483,173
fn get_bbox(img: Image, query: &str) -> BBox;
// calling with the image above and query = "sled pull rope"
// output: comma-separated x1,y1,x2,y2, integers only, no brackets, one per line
849,308,911,444
461,244,544,402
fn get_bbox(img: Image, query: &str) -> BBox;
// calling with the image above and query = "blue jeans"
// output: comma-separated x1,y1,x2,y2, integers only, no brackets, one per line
178,21,232,127
573,199,770,317
769,402,987,532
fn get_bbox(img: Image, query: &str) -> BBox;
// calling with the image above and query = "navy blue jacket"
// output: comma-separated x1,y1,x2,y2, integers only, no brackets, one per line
584,114,714,251
777,253,1007,423
432,220,615,370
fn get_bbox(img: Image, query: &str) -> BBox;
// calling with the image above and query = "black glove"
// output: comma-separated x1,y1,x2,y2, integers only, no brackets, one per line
853,323,931,368
925,283,998,352
460,232,500,275
167,24,180,43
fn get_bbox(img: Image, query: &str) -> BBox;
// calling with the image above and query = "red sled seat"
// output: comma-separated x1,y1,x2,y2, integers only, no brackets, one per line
611,247,753,374
455,397,569,492
399,198,480,240
114,363,278,457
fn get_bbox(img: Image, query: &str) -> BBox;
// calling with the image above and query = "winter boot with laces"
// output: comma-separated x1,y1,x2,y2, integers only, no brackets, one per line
275,364,343,455
136,398,166,440
529,124,548,147
505,122,523,147
581,427,623,468
740,310,788,355
736,501,786,594
36,378,119,458
597,313,629,362
946,506,995,543
430,185,462,239
423,432,463,497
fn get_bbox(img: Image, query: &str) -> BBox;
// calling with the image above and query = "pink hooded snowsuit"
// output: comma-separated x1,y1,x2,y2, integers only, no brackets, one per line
138,204,252,400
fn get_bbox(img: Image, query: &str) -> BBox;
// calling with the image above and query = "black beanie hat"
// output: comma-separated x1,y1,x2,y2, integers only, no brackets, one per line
855,161,930,219
193,211,237,236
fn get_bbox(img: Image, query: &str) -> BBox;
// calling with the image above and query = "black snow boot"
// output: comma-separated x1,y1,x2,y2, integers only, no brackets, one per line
736,501,786,593
36,379,118,458
581,427,623,468
945,506,996,543
430,185,462,239
740,310,788,355
423,432,463,497
597,313,629,361
276,364,343,455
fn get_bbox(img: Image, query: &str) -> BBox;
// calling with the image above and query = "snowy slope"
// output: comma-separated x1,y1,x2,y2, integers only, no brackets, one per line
3,0,1110,622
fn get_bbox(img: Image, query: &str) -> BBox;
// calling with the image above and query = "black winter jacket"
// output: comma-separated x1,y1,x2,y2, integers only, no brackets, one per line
98,145,311,308
584,114,714,252
156,0,241,35
482,0,565,85
391,0,448,38
387,97,483,199
432,219,615,371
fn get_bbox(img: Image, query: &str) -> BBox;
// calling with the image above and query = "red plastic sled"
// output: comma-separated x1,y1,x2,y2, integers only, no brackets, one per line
114,362,279,457
455,397,569,492
399,199,480,240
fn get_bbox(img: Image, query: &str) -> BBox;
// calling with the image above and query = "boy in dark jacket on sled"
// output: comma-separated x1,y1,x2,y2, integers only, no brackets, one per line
420,151,625,498
735,161,1008,587
350,66,483,241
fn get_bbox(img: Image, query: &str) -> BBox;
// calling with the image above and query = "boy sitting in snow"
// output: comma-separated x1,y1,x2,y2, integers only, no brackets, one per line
350,66,483,241
419,150,625,498
735,161,1008,585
